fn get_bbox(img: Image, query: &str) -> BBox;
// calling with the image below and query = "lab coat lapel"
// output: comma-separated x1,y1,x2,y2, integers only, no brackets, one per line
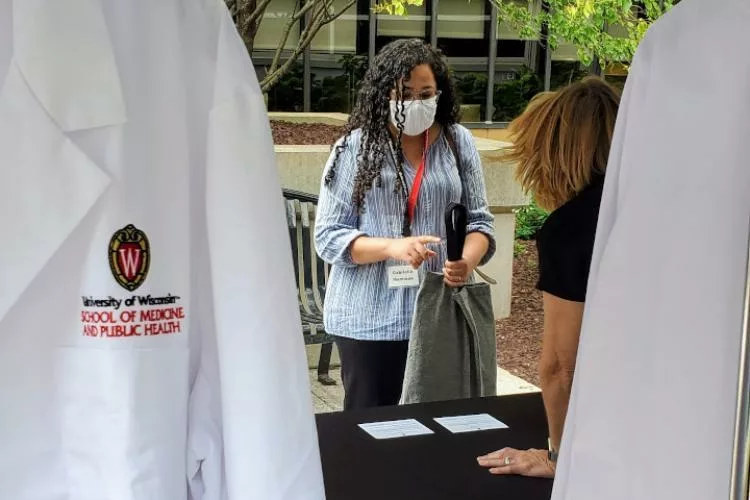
13,0,126,131
0,0,126,323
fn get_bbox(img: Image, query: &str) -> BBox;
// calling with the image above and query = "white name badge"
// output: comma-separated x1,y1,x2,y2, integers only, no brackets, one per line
388,265,420,289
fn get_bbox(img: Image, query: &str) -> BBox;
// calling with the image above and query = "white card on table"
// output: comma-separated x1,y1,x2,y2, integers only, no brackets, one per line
358,419,434,440
433,413,509,434
387,265,420,288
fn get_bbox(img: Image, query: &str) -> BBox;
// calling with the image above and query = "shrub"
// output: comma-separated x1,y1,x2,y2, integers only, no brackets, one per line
267,63,304,111
515,200,549,240
453,66,542,123
493,66,542,122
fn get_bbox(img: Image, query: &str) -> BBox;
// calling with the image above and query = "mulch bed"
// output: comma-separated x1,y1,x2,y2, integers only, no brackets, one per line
496,240,543,386
272,120,545,386
271,120,345,146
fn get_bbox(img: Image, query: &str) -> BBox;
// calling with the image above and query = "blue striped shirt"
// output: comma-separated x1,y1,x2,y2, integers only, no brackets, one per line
314,125,496,341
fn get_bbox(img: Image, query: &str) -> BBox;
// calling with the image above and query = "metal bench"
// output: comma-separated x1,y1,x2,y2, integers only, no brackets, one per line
283,189,336,386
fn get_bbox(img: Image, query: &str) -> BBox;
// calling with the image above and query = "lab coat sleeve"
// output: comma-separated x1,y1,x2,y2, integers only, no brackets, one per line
196,7,325,500
314,138,366,268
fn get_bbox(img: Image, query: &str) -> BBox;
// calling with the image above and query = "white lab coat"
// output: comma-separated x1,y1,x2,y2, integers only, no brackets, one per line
552,1,750,499
0,1,325,499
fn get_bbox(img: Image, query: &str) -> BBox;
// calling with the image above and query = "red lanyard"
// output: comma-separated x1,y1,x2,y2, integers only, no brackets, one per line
406,130,430,225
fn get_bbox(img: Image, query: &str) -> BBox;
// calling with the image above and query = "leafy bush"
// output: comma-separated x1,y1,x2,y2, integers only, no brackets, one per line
270,59,589,117
312,54,369,113
492,66,542,122
549,61,588,91
515,200,549,240
268,54,369,114
267,63,304,111
312,74,349,112
453,66,542,122
454,72,489,117
339,54,368,91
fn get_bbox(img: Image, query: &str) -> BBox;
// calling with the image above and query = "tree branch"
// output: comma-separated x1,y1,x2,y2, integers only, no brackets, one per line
225,0,238,17
236,0,254,17
292,0,322,24
242,0,274,34
261,0,355,92
268,0,330,77
268,0,304,76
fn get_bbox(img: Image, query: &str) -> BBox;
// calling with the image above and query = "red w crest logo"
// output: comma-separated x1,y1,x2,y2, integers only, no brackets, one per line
109,224,150,291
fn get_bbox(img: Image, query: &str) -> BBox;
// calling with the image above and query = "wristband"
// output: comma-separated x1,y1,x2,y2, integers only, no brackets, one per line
548,438,558,463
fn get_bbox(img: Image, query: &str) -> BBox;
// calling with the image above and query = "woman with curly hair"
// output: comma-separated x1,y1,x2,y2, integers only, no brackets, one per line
478,77,621,477
314,39,495,410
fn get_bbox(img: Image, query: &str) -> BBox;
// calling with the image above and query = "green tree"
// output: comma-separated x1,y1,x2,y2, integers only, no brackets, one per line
379,0,675,70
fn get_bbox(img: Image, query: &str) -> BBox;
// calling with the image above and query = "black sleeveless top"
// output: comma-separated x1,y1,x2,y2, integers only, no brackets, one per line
535,175,605,302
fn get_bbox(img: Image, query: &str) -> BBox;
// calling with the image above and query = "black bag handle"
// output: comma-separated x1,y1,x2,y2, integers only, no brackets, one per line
445,202,467,262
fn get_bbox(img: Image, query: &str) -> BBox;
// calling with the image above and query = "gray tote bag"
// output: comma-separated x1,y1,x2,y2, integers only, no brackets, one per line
400,203,497,404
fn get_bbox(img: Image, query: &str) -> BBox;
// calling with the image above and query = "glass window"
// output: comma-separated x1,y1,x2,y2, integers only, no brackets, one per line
311,0,361,53
266,63,305,112
376,2,428,38
436,0,489,58
496,0,533,58
438,0,486,39
312,69,352,112
549,61,587,90
311,54,368,113
453,69,489,122
493,66,541,121
454,67,542,123
551,41,578,62
496,39,526,58
255,0,301,51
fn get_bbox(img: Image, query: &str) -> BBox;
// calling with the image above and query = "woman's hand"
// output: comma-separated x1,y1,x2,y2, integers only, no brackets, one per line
443,259,473,287
476,448,555,478
443,232,488,287
387,236,440,269
443,258,475,287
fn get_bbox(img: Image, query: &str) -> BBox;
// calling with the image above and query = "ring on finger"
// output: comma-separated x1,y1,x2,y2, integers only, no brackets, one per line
503,456,512,466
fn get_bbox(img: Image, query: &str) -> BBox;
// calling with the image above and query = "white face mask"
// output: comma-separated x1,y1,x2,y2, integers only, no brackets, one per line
390,96,438,136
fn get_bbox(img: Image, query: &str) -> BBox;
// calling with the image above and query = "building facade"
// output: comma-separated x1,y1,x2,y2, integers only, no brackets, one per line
253,0,587,123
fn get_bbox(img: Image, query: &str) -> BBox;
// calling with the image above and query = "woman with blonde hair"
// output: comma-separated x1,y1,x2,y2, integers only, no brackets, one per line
477,77,621,478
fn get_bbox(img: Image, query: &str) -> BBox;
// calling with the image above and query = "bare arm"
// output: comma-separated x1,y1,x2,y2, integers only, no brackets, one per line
539,292,584,451
350,235,441,267
463,231,490,269
349,237,393,265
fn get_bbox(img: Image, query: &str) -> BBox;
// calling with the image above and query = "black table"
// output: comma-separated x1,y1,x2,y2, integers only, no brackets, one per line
316,393,553,500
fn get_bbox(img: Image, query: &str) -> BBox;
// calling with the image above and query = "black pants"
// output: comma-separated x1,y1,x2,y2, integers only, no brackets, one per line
334,336,409,410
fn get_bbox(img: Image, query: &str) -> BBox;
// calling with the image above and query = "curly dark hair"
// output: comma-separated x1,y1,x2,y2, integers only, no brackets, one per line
325,38,461,212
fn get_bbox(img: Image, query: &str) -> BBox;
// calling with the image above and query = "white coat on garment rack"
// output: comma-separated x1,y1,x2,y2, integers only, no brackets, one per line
551,1,750,499
0,1,325,499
